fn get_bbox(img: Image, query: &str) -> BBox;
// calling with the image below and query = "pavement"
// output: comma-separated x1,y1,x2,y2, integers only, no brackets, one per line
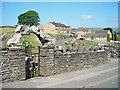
2,58,119,88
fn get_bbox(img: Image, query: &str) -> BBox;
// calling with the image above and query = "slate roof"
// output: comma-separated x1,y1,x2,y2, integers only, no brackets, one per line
86,33,107,38
95,30,108,34
76,28,90,32
50,22,70,28
71,28,77,31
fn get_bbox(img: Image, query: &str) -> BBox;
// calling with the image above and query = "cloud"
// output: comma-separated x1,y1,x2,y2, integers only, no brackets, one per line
80,15,94,20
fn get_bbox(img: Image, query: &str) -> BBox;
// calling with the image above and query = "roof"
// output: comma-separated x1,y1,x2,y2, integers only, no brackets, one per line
71,28,77,31
50,22,70,28
76,28,90,32
95,30,108,34
86,33,106,38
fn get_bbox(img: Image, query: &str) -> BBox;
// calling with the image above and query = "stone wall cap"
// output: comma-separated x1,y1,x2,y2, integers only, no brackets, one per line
55,51,106,55
40,46,55,49
8,47,25,50
96,50,105,52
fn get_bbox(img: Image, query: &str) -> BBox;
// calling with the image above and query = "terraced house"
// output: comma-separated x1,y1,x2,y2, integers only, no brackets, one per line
85,30,112,45
43,22,71,35
75,28,92,39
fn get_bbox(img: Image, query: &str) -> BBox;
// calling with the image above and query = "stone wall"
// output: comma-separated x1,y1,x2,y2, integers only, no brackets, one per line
39,47,55,76
0,46,110,82
1,47,26,83
39,47,109,76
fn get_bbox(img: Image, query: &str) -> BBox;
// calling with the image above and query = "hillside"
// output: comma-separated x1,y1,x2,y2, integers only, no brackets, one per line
0,27,42,53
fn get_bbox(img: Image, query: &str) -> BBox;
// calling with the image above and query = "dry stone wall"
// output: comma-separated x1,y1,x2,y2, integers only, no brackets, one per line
39,47,109,76
1,48,26,83
1,46,110,83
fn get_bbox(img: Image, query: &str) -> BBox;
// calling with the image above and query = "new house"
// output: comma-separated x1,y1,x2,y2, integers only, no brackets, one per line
43,22,71,35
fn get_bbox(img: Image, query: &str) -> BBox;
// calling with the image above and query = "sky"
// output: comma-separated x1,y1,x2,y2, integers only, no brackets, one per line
2,2,118,28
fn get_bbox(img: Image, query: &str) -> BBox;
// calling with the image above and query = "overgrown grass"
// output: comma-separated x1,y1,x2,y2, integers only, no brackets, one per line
48,33,68,39
76,40,98,47
67,39,98,49
20,33,42,53
0,27,15,34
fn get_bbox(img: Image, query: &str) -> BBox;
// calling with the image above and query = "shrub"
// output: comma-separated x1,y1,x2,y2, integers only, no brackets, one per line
20,38,34,56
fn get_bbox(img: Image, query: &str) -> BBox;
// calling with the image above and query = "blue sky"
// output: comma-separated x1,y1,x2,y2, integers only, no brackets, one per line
2,2,118,28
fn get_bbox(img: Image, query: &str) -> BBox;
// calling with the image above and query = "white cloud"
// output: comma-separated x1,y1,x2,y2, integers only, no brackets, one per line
80,15,94,20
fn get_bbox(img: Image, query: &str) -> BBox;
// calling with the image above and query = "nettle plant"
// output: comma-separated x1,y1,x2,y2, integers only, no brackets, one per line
21,39,34,56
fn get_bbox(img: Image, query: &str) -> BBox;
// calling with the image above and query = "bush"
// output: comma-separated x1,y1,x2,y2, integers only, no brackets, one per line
117,34,120,41
20,38,34,56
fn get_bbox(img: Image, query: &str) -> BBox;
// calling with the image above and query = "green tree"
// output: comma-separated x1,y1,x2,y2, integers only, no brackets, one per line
103,27,117,40
18,10,40,26
113,31,117,41
117,34,120,41
104,27,113,34
107,33,111,42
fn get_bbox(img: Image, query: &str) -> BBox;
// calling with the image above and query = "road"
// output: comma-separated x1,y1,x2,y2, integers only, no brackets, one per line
2,58,119,88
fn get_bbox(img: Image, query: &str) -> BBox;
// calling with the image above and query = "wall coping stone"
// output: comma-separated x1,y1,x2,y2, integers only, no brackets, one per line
40,46,55,49
55,51,106,55
8,47,25,51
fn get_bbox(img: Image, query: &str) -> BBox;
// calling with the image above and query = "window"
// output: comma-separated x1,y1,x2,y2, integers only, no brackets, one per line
91,37,94,40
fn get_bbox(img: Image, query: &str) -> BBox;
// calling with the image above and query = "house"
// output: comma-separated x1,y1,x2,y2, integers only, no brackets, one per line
75,28,92,39
69,28,77,37
95,30,112,38
43,22,71,35
76,28,92,40
85,30,112,44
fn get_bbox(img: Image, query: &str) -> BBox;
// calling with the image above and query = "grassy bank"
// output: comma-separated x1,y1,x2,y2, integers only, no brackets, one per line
1,27,42,53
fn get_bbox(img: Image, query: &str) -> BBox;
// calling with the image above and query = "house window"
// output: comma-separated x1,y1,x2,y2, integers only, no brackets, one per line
91,37,94,40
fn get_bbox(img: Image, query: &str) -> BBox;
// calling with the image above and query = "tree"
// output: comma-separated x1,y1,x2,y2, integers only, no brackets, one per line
113,31,117,41
107,33,111,42
104,27,118,41
104,27,113,41
104,27,113,34
117,34,120,41
18,10,40,26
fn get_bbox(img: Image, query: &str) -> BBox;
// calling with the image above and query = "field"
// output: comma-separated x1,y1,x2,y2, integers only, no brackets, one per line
0,27,15,48
1,27,42,53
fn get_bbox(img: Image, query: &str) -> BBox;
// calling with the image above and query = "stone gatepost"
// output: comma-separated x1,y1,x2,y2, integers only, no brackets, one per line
1,47,26,83
39,46,55,76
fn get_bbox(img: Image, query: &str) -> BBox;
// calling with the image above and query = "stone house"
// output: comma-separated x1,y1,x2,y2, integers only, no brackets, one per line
85,30,112,44
95,30,112,38
69,28,77,37
43,22,71,35
75,28,92,39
